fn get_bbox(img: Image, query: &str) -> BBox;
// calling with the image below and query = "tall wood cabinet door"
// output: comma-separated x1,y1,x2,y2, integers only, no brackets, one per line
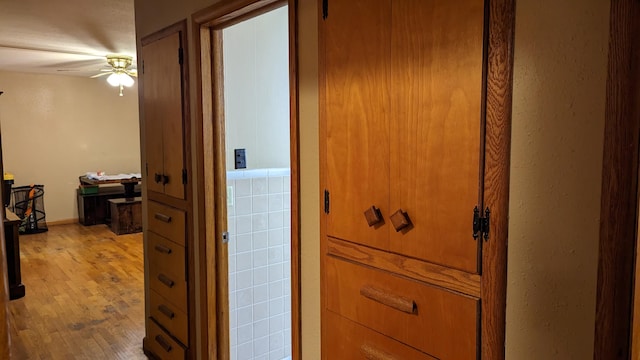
388,0,485,273
322,0,391,250
142,32,186,200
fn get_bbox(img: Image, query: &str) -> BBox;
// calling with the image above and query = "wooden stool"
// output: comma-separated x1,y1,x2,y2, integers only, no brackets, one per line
108,197,142,235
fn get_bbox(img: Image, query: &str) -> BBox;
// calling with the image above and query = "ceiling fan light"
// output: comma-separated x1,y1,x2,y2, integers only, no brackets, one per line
106,73,120,87
120,73,135,87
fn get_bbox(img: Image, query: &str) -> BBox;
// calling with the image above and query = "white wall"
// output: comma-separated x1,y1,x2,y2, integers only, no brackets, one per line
505,0,609,358
0,71,140,222
223,5,290,170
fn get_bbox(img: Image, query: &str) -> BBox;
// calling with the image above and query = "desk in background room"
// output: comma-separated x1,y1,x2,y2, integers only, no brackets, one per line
77,176,141,226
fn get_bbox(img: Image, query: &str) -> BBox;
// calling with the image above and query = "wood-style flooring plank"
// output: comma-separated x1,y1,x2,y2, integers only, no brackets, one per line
8,224,146,360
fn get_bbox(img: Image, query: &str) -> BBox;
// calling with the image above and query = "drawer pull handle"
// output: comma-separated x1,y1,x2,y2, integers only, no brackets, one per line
364,206,384,227
154,244,172,254
360,285,417,314
154,213,172,223
154,334,173,353
360,344,397,360
158,304,175,319
157,273,175,288
390,209,412,232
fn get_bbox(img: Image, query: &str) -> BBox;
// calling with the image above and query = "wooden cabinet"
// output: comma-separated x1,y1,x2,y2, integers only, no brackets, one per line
140,21,193,360
142,26,187,200
320,0,513,358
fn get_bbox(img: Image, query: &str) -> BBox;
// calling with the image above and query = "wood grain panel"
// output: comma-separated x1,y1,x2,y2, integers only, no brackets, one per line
141,37,169,196
595,0,640,359
141,27,187,201
150,289,189,346
388,0,485,274
327,237,481,297
322,0,391,251
481,0,515,358
325,256,478,359
148,232,186,286
147,201,186,246
145,319,187,360
322,311,437,360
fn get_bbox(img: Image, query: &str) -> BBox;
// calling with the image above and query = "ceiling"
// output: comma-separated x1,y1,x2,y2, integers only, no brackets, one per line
0,0,137,78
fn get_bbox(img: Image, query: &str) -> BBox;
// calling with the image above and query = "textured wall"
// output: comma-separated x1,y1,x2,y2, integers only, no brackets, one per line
0,71,140,222
506,0,609,358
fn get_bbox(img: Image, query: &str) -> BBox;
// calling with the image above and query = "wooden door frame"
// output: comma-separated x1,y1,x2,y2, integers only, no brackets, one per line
192,1,300,358
594,0,640,359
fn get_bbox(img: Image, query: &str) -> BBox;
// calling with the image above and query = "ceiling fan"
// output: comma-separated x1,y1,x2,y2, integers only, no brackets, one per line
91,55,137,96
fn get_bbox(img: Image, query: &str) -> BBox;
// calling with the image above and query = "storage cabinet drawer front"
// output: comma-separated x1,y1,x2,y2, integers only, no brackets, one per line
323,310,437,360
148,201,185,246
150,289,188,346
325,256,478,359
148,232,185,279
146,319,186,360
149,261,187,312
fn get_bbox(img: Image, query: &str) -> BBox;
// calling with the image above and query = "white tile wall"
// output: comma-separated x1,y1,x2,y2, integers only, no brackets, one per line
228,168,292,360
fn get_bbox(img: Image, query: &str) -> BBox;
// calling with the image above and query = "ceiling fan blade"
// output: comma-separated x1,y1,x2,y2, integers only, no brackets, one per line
90,72,112,78
125,69,138,77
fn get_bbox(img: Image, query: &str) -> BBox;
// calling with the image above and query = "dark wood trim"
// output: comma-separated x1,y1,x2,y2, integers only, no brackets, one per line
193,1,300,359
288,1,302,360
594,0,640,358
193,0,285,29
480,0,515,359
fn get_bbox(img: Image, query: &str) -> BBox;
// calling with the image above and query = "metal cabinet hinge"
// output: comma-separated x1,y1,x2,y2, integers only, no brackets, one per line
182,169,187,185
324,190,330,214
178,47,184,65
473,206,490,241
222,231,229,244
322,0,328,19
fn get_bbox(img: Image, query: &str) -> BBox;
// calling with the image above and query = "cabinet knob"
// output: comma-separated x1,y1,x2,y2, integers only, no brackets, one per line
364,206,383,227
390,209,412,232
162,175,169,185
154,173,162,183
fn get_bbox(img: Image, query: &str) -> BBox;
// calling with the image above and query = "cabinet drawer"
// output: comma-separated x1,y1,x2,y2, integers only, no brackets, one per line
146,319,186,360
150,289,188,346
323,310,436,360
149,259,187,312
148,201,185,246
325,256,478,359
148,232,185,279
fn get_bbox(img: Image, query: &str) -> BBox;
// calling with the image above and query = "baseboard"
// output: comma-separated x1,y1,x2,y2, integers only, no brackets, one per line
46,218,79,226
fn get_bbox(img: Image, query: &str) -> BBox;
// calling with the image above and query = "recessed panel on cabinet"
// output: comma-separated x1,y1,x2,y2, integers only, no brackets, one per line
148,201,186,246
142,31,186,200
388,0,486,274
145,318,186,360
323,0,391,251
150,289,188,346
148,232,186,277
323,310,437,360
325,255,479,359
149,259,187,312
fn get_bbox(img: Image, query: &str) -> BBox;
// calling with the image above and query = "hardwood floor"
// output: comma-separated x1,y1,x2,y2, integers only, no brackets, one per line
8,223,147,359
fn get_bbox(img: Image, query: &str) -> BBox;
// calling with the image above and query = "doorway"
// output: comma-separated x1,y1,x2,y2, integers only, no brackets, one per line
222,6,292,359
194,1,299,359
